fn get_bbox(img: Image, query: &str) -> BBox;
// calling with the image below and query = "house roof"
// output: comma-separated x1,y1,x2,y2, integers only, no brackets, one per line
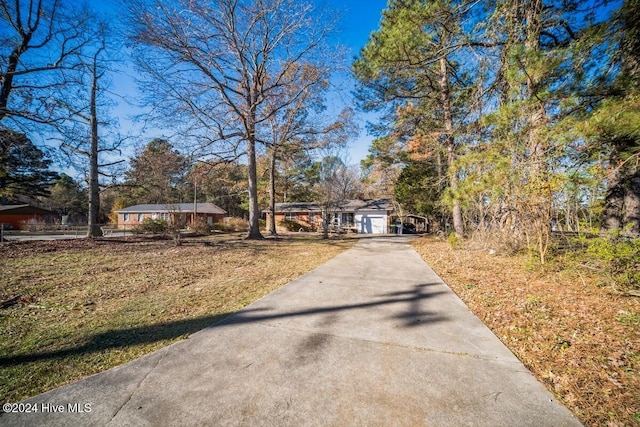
271,199,394,213
116,203,226,215
0,204,56,215
273,202,324,213
341,199,394,211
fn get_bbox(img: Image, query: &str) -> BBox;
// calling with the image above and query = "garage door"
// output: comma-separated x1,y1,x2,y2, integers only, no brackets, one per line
369,216,386,234
356,214,386,234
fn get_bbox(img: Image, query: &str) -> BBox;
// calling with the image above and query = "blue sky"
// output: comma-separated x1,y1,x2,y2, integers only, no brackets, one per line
331,0,388,51
99,0,389,166
328,0,388,164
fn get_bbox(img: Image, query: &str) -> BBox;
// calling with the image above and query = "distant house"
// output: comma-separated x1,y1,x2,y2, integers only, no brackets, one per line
266,199,395,234
0,204,58,229
116,203,226,229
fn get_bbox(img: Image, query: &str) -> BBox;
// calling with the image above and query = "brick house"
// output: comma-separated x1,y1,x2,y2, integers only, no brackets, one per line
116,203,226,229
265,199,395,234
0,204,58,229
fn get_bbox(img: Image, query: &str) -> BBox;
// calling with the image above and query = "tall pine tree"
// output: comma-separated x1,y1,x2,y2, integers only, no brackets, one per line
354,0,485,237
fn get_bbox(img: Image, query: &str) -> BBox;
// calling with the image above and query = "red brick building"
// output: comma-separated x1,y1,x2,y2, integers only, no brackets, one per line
115,203,226,229
0,204,58,229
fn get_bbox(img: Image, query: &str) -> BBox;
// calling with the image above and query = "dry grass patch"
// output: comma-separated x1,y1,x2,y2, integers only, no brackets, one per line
412,236,640,427
0,234,355,404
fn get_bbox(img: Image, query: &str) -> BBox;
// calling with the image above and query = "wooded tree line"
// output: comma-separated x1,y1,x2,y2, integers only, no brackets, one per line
354,0,639,261
1,0,353,238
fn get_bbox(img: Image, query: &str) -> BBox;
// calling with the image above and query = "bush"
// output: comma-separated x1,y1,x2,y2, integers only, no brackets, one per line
134,218,169,234
225,217,249,232
447,232,462,249
573,233,640,292
210,218,249,232
279,219,311,232
190,218,212,235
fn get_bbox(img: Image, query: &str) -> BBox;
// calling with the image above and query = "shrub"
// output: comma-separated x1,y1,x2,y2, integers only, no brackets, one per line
225,217,249,232
190,218,212,235
572,233,640,292
134,218,169,234
210,218,250,232
279,219,311,232
447,232,462,249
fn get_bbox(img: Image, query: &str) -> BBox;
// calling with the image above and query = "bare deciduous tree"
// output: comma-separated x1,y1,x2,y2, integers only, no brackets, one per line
315,155,363,239
0,0,93,130
262,63,356,235
125,0,341,239
56,28,127,237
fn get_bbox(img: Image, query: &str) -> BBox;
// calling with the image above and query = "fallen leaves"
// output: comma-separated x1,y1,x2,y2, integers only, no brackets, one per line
412,236,640,427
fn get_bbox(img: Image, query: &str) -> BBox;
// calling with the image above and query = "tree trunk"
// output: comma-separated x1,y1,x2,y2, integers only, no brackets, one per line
87,61,102,238
0,29,32,123
268,147,278,236
525,0,546,177
603,0,640,236
439,57,464,237
622,170,640,235
525,0,551,262
603,144,625,231
605,140,640,235
246,114,264,239
321,206,329,239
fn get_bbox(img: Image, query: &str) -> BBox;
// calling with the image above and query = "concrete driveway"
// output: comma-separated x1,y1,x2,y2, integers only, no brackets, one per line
1,231,131,241
1,232,85,241
1,236,582,426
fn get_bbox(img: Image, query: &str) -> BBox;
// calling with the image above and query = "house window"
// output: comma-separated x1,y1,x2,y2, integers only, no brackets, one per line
285,212,297,221
123,213,130,221
137,213,144,222
308,212,315,224
342,213,354,226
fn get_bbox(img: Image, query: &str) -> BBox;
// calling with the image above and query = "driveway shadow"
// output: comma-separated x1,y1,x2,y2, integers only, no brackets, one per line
1,282,447,367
